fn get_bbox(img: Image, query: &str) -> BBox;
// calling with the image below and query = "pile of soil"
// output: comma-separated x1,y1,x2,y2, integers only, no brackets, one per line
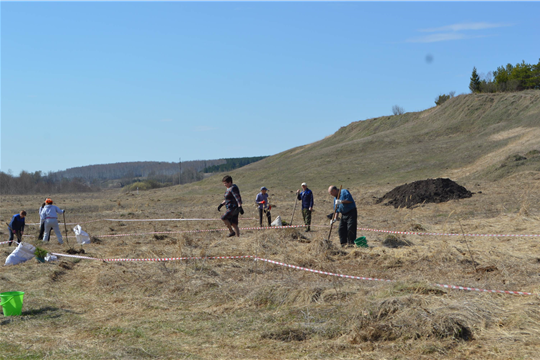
376,178,472,209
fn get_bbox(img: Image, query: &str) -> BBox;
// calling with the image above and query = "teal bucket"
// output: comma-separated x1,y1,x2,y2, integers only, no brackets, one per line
0,291,25,316
354,236,368,248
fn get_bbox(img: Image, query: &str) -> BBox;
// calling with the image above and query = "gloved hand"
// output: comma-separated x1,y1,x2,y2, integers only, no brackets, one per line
239,207,244,215
260,200,265,204
268,205,272,210
335,200,343,206
218,203,224,212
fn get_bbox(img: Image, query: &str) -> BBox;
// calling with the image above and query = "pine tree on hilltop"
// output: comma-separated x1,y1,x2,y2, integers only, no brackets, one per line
469,67,481,93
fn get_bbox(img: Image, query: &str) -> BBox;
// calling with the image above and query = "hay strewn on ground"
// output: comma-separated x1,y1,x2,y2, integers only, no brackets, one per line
1,174,540,359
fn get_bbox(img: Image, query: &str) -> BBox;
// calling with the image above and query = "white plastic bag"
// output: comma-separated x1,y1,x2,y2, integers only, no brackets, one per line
271,215,283,227
45,253,58,262
5,242,36,266
73,225,91,245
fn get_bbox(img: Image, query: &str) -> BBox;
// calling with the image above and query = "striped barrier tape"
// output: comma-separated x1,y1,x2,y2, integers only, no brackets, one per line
311,225,540,238
49,252,538,296
17,217,540,237
51,253,255,262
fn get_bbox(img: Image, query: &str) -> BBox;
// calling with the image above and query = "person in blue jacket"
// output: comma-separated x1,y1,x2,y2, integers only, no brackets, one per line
8,210,26,246
296,182,314,232
328,185,357,247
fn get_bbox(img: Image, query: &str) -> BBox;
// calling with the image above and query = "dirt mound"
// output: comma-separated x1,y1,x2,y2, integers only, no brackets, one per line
377,178,472,208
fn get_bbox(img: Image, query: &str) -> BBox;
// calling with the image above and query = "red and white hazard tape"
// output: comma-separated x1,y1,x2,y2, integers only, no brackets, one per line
49,252,538,297
21,217,540,237
311,225,540,238
50,253,254,262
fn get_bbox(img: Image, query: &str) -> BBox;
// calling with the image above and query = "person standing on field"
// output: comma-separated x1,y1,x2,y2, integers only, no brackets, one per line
7,210,26,246
40,198,65,244
296,182,314,232
255,186,271,227
38,200,47,240
328,185,357,247
218,175,243,237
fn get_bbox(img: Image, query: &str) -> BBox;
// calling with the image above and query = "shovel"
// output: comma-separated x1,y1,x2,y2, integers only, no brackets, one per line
325,185,342,243
290,195,298,225
63,212,72,249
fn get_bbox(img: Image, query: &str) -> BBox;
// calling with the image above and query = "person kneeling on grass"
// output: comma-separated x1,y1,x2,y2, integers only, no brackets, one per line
218,175,243,237
8,210,26,246
40,198,66,244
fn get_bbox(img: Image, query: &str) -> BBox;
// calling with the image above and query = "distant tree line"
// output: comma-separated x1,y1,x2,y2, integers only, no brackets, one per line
469,59,540,93
202,156,268,173
2,156,268,195
0,170,96,195
55,160,225,182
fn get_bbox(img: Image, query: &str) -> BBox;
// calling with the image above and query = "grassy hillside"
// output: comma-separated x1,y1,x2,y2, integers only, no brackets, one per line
208,90,540,191
1,91,540,360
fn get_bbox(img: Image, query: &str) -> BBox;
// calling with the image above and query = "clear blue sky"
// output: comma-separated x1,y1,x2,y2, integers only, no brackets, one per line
1,2,539,175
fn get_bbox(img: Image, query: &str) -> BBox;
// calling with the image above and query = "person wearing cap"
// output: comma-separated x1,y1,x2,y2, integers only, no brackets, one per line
255,186,272,227
7,211,26,246
40,198,65,244
296,182,314,232
328,185,357,247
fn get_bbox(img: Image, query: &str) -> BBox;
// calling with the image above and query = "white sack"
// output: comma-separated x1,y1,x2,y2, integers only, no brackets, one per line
45,253,58,262
5,242,36,266
73,225,91,245
271,215,283,227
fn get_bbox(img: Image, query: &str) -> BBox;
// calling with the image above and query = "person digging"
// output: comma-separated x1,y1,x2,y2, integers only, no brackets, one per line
328,185,357,247
7,210,26,246
40,198,66,244
218,175,243,237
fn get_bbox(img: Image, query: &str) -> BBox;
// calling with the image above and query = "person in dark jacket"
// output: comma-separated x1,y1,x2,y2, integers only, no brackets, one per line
8,211,26,246
328,185,357,247
296,182,314,232
219,175,243,237
38,201,47,240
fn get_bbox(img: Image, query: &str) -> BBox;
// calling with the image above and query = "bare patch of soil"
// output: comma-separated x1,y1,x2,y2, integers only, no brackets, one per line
66,248,85,255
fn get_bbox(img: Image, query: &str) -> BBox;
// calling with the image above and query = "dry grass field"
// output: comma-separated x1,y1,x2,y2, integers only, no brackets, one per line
1,171,540,359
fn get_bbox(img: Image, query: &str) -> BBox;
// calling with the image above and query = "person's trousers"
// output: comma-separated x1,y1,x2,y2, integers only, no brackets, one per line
302,209,312,230
258,208,271,227
8,228,22,243
39,221,47,240
44,218,63,244
338,208,357,246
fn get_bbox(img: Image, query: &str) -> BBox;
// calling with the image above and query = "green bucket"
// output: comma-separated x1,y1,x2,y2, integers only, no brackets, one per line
354,236,368,248
0,291,25,316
